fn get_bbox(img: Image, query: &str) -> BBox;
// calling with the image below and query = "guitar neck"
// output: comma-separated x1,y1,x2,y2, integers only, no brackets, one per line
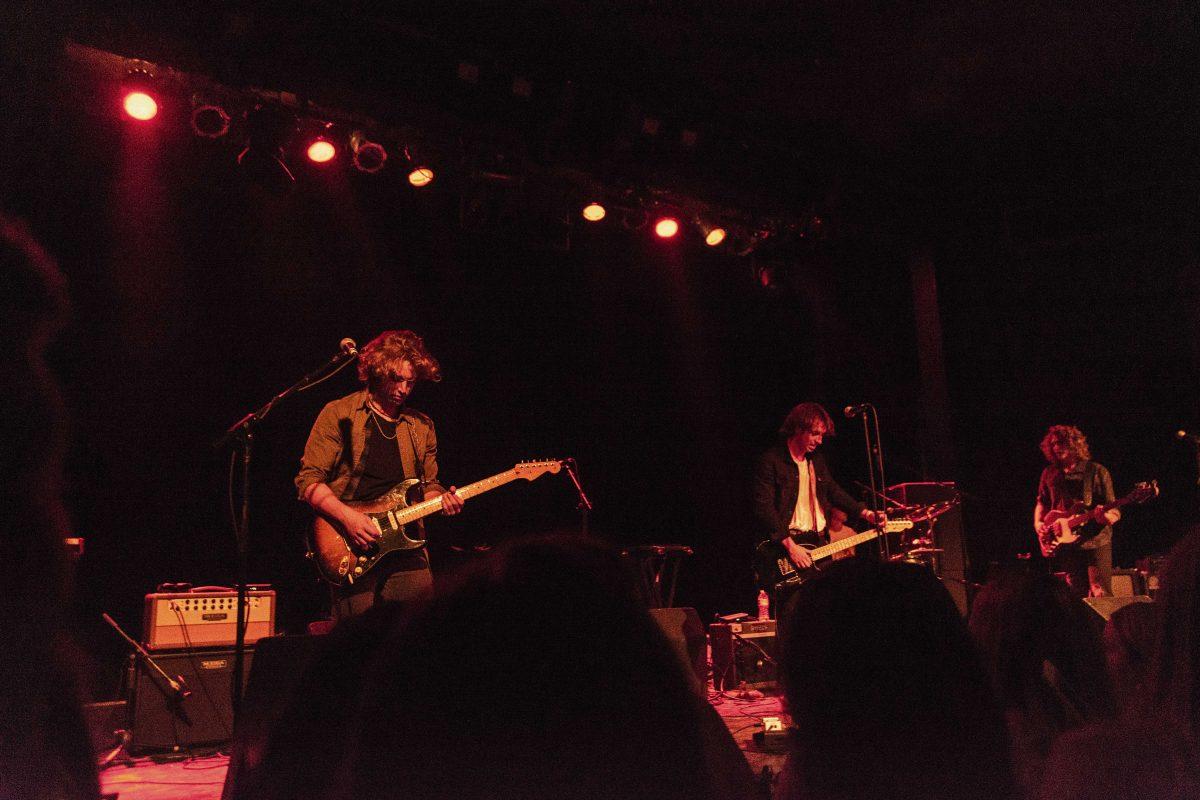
392,469,520,525
1064,492,1137,529
808,530,880,562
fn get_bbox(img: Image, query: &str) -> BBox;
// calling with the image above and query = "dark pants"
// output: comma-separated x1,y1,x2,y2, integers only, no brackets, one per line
331,550,432,621
1053,542,1112,598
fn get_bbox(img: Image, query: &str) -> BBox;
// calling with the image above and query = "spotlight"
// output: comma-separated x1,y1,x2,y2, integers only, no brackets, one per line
123,92,159,121
702,225,727,247
190,102,230,138
350,131,387,173
581,202,606,222
654,217,680,239
121,61,159,122
307,139,336,164
408,167,435,188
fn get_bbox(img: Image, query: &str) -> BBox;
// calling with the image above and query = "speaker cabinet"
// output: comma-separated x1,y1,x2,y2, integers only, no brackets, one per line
131,648,253,753
648,607,707,693
710,620,777,691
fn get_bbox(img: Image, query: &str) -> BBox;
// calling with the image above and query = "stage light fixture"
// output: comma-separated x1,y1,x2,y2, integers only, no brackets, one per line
190,102,230,138
123,91,159,121
703,225,727,246
120,61,159,122
237,105,297,188
408,167,435,188
307,139,336,164
581,202,606,222
654,217,680,239
620,208,649,231
350,131,387,173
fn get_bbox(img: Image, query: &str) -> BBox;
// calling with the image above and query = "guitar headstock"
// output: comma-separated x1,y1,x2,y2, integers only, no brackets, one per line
1130,480,1160,504
514,460,563,480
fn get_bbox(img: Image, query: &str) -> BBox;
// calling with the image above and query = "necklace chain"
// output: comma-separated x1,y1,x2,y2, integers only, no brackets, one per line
369,405,399,440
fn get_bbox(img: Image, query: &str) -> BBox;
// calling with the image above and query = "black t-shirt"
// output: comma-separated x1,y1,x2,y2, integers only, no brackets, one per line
1036,460,1116,549
352,412,406,501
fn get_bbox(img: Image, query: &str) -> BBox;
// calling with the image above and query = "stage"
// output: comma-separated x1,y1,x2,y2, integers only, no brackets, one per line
99,689,791,800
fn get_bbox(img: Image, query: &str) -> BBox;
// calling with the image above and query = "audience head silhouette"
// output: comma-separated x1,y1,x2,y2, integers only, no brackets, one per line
780,558,1015,800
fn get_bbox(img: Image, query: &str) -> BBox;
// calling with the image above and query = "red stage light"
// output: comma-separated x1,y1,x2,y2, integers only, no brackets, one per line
654,217,680,238
704,227,727,247
307,140,336,163
581,203,606,222
123,92,159,121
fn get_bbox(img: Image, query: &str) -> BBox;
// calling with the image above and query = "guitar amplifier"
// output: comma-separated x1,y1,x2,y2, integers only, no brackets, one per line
710,620,777,691
142,589,276,651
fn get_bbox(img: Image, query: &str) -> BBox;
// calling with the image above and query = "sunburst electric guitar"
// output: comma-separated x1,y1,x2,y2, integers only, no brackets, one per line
1037,480,1158,557
308,460,562,586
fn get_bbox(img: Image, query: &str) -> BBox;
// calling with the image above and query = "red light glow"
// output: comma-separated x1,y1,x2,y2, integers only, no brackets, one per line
581,203,606,222
123,92,159,121
704,227,727,247
654,217,680,238
307,140,337,163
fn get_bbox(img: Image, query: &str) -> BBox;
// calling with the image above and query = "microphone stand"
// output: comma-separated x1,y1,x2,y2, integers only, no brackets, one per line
562,458,593,536
857,405,889,560
213,345,357,723
100,612,189,767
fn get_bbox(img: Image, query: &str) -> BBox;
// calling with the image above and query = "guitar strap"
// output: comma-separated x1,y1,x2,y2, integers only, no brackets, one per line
405,421,427,490
1081,461,1095,508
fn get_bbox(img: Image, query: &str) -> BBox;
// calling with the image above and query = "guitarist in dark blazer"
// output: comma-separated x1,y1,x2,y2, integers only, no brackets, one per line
753,403,885,583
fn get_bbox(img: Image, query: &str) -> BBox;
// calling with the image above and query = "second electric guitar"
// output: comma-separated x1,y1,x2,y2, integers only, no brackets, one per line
1038,480,1158,557
754,519,914,590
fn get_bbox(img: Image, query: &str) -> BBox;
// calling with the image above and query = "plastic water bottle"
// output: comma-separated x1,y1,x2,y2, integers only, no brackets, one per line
757,589,770,621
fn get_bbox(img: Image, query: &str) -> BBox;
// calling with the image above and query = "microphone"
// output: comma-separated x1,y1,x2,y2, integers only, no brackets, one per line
339,338,358,357
170,674,192,699
843,404,870,418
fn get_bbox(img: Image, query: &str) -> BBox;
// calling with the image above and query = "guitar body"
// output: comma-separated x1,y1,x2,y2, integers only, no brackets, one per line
1038,480,1159,558
306,461,564,587
1038,505,1088,555
753,538,823,591
308,479,425,587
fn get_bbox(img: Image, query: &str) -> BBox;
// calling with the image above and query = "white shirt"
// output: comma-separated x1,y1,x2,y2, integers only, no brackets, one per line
789,454,826,532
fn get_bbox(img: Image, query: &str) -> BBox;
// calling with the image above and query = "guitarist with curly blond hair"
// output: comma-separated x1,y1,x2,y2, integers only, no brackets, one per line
1033,424,1119,598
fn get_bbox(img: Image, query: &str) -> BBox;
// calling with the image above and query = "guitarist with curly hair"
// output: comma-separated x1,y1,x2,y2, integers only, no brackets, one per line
1033,424,1119,598
296,329,463,619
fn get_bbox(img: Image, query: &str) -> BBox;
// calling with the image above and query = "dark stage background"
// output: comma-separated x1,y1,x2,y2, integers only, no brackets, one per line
4,2,1199,698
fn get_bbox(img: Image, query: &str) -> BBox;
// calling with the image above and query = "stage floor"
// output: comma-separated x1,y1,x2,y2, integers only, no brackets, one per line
99,688,790,800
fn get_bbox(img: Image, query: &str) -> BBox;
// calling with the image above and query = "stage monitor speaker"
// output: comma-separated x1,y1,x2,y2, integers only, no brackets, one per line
889,481,969,615
131,648,253,754
1083,595,1152,622
82,700,128,754
649,607,707,693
